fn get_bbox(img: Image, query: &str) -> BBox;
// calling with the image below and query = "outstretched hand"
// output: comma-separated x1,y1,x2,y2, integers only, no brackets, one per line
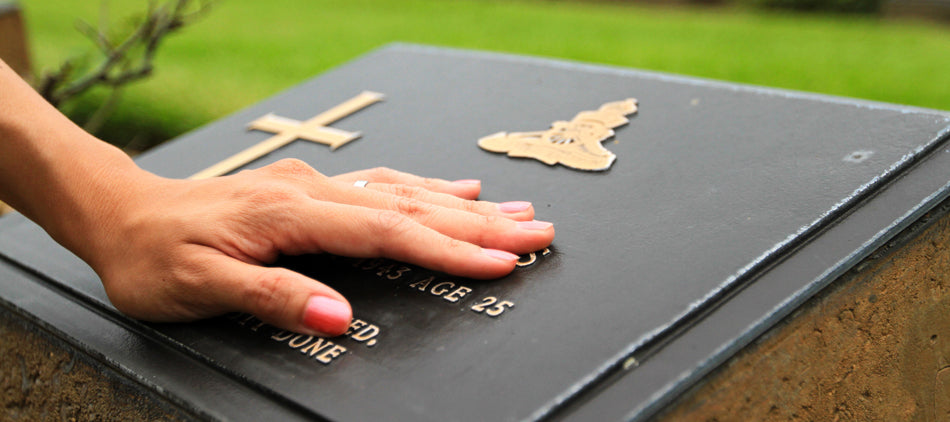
78,161,554,337
0,59,553,339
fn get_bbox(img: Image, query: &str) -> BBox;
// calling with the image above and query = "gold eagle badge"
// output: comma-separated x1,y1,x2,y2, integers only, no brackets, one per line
477,98,637,171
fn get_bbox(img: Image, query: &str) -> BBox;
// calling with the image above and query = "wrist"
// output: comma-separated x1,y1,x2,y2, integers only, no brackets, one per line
39,140,158,267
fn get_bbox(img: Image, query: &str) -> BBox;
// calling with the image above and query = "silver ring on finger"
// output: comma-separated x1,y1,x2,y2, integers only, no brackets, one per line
353,180,369,188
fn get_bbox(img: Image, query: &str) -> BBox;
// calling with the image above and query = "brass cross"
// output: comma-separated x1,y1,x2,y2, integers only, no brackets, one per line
189,91,384,180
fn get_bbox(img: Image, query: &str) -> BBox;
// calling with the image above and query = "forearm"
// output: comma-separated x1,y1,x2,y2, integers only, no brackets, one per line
0,59,149,258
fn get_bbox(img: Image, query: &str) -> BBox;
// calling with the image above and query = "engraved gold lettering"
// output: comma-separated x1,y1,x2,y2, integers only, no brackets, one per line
234,314,268,332
516,248,552,268
346,319,368,335
443,286,473,303
235,314,256,325
471,296,515,317
300,337,332,357
431,281,455,296
352,324,380,347
316,345,347,364
387,266,411,280
471,296,496,313
288,334,313,348
516,253,537,267
361,258,384,270
261,325,349,365
375,264,395,277
410,277,475,304
409,276,434,291
486,300,514,317
343,319,381,347
352,258,411,280
271,330,294,341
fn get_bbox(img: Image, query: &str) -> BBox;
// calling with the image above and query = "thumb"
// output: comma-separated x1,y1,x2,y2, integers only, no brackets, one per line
210,255,352,336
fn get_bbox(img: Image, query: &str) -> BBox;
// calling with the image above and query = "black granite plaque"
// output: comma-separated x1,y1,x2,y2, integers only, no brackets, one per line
1,44,949,421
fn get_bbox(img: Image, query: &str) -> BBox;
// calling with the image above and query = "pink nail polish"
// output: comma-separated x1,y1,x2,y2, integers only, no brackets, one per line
517,220,553,230
498,201,532,213
453,179,481,185
303,296,352,335
483,248,519,261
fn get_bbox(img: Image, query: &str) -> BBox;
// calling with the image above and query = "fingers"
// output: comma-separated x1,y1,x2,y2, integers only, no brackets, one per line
273,200,530,279
261,161,533,221
317,186,552,253
246,160,554,276
208,253,352,336
331,166,481,199
365,183,535,221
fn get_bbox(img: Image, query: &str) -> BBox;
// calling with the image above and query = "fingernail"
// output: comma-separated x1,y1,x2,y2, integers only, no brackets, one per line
483,248,519,262
453,179,481,185
498,201,532,213
517,220,553,230
303,296,352,335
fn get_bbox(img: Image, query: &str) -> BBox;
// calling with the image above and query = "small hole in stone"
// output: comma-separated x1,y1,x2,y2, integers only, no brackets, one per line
844,150,874,163
932,334,938,343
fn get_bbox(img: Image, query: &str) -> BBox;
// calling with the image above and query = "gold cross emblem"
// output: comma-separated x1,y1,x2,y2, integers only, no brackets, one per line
190,91,384,180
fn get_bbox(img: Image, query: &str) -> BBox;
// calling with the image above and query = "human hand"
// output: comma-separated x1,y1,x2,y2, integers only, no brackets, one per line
0,61,548,338
75,160,554,337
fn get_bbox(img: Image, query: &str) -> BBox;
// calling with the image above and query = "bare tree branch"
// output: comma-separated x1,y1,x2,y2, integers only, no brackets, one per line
37,0,212,111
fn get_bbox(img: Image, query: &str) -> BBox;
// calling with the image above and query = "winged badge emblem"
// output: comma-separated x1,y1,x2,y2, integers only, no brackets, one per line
477,98,638,171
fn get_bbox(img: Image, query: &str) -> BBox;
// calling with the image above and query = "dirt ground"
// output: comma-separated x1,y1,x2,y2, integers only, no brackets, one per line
659,209,950,421
0,310,191,421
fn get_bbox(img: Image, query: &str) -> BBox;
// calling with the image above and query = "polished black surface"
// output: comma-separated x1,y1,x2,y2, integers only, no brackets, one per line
1,44,948,420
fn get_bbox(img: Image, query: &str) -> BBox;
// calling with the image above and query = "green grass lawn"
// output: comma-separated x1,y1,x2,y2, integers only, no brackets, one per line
21,0,950,148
